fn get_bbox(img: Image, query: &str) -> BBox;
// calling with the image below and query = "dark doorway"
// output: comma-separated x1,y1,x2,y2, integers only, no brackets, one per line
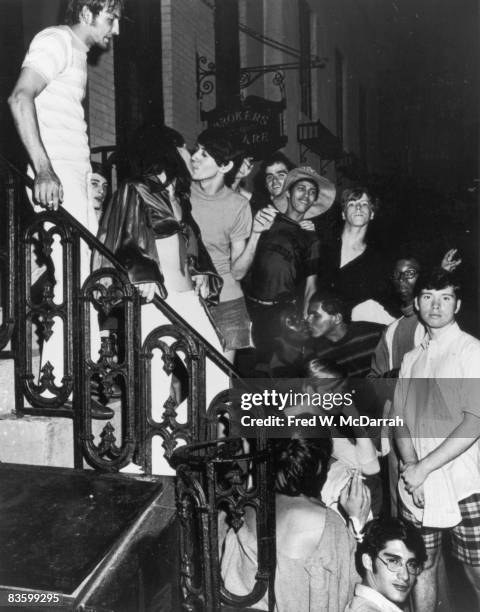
113,0,163,178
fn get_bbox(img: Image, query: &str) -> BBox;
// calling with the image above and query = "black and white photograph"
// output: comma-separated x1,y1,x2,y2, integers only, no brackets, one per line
0,1,479,610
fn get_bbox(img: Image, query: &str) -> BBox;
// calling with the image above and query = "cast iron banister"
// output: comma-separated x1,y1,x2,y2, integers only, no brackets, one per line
0,154,245,473
2,155,240,380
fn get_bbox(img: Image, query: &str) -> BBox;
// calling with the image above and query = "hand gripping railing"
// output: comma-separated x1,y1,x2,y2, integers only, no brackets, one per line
0,154,241,473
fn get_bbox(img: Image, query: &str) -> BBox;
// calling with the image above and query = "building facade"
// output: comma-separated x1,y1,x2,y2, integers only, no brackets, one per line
0,0,396,187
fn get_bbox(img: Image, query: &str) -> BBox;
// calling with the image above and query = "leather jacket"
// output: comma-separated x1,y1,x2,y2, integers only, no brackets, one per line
93,175,223,306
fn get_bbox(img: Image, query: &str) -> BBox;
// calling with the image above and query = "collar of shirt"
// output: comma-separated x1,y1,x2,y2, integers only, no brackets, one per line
353,584,403,612
67,26,89,53
421,321,460,351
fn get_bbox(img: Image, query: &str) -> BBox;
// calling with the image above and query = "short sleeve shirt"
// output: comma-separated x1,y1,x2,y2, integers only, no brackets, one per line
190,182,252,301
22,26,90,164
244,216,320,302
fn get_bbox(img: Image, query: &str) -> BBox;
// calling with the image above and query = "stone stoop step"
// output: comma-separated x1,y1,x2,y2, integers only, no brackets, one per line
0,415,75,467
0,397,123,468
0,359,14,416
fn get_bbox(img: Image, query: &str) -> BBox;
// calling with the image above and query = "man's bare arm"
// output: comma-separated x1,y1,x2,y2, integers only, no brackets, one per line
303,274,317,317
231,206,278,280
8,67,63,209
394,423,418,465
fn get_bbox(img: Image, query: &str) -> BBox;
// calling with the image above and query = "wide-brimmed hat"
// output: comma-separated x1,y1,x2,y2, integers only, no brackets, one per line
274,166,336,219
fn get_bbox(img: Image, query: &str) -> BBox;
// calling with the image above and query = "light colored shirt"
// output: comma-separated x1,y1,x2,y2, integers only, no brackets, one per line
370,313,425,375
221,502,359,611
22,26,90,165
190,182,252,302
346,584,403,612
394,322,480,527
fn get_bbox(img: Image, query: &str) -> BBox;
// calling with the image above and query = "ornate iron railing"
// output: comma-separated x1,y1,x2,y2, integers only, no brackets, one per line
171,437,276,612
0,157,239,473
0,156,276,611
0,170,18,356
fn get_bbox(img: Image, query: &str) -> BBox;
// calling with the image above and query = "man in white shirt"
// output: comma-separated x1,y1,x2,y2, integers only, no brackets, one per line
8,1,123,415
9,0,122,217
393,268,480,611
347,518,426,612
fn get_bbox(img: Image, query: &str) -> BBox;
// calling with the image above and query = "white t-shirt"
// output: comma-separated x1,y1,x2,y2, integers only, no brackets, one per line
190,182,252,302
22,26,90,165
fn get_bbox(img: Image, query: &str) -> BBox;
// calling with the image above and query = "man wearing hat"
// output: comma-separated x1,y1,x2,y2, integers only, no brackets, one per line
243,166,335,371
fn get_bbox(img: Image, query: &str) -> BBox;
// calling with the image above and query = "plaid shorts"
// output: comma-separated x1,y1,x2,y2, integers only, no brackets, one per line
400,492,480,565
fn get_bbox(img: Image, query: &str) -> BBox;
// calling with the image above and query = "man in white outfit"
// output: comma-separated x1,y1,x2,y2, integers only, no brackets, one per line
393,268,480,611
9,0,122,414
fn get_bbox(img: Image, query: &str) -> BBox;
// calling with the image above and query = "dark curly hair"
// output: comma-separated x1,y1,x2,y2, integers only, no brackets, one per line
414,267,462,300
358,518,427,574
272,434,332,498
308,290,351,324
196,128,245,187
129,124,191,201
65,0,124,25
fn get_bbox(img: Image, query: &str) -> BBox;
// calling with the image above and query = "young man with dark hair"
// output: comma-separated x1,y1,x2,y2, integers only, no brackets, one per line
306,290,384,379
243,167,335,370
9,0,123,215
64,0,122,25
249,150,295,212
261,151,295,200
347,517,426,611
370,257,424,380
190,128,278,361
393,268,480,611
370,251,461,380
89,162,109,220
8,0,123,417
251,151,336,238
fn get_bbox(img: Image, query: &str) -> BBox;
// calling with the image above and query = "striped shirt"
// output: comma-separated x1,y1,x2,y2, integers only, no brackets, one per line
22,26,90,164
307,321,385,378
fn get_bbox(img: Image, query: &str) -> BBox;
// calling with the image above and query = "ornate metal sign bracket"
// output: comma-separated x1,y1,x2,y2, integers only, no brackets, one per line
196,53,327,101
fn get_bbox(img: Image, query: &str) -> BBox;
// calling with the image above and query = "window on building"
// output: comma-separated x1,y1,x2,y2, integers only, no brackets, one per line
335,48,344,144
299,0,312,118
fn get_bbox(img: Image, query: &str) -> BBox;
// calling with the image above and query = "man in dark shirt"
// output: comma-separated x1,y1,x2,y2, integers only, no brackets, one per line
305,289,385,513
243,167,335,370
306,290,384,378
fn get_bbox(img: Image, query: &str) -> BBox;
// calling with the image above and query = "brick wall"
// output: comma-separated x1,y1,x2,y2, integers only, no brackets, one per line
87,47,116,149
161,0,215,147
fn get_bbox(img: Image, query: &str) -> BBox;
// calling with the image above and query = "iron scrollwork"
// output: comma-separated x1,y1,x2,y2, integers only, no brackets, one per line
80,267,139,472
172,439,276,611
196,54,216,100
20,214,76,413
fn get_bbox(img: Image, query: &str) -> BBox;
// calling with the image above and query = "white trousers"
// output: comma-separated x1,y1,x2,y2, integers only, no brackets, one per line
28,162,100,387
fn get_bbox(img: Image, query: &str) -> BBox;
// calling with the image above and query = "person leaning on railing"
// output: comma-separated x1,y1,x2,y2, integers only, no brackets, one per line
93,125,230,474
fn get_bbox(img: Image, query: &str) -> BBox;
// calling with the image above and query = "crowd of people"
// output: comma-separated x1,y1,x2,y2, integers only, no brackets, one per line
8,1,480,610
